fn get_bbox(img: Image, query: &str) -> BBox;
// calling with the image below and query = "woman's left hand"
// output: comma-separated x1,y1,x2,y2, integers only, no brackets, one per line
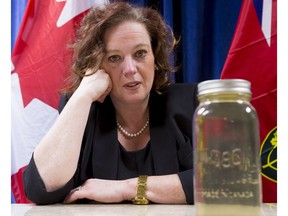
63,178,133,204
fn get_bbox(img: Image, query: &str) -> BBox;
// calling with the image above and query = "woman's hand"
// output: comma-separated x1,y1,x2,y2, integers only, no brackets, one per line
63,174,186,204
76,69,112,103
63,178,133,204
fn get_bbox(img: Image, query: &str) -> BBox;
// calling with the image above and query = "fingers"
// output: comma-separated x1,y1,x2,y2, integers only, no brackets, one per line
75,185,82,191
97,85,112,103
94,69,112,96
78,68,112,102
63,185,85,204
96,73,112,103
64,179,126,204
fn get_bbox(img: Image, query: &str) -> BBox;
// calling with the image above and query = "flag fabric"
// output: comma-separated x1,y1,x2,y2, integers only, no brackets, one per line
221,0,277,203
11,0,108,203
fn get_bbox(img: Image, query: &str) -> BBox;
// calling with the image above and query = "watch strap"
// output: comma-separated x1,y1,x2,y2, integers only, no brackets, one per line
132,175,150,204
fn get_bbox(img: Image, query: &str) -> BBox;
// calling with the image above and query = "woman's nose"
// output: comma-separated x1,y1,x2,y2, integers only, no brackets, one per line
122,57,137,76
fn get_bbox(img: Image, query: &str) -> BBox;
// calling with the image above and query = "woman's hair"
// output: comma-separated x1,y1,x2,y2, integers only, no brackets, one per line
63,1,178,94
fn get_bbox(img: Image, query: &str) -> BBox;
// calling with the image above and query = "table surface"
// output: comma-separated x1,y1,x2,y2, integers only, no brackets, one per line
11,203,277,216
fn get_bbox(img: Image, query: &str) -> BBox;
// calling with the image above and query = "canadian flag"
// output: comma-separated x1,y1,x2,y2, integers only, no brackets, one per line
11,0,108,203
221,0,277,203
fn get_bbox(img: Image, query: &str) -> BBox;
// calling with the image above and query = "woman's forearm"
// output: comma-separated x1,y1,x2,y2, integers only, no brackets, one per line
33,92,93,192
34,70,112,192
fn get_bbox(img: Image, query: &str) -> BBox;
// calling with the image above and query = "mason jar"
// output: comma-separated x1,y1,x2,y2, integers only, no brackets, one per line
193,79,263,216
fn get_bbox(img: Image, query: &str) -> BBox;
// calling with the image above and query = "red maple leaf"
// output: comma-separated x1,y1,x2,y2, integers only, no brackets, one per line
11,0,82,109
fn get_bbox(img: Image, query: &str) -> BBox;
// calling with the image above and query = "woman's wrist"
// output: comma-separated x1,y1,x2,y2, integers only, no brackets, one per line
122,178,138,201
71,88,96,105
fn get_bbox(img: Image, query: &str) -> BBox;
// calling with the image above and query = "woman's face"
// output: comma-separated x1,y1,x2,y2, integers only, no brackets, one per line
101,21,155,107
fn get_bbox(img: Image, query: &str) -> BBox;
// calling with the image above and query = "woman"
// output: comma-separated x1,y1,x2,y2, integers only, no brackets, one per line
23,2,198,205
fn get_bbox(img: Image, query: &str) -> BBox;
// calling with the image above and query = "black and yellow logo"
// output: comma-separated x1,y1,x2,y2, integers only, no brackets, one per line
260,127,277,182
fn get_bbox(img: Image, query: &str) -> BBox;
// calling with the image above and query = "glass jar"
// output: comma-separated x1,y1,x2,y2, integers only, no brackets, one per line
193,79,263,216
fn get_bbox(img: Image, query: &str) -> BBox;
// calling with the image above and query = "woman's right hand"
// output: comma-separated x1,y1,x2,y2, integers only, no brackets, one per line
76,69,112,103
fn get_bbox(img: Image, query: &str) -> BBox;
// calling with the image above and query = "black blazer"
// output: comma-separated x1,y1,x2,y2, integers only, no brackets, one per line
23,83,199,204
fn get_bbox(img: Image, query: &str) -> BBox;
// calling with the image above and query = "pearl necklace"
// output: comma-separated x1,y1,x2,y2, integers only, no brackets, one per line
117,118,149,138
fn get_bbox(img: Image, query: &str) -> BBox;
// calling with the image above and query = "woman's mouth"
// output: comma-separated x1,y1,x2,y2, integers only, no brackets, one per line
124,81,141,88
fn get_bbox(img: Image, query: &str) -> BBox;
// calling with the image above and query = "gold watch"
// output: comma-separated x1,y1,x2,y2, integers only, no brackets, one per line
132,175,150,204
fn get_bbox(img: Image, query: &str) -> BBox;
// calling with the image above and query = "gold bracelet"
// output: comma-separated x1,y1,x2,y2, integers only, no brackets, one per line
132,175,150,204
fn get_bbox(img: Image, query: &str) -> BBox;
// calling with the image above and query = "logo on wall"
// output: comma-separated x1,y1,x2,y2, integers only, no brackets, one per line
260,127,277,182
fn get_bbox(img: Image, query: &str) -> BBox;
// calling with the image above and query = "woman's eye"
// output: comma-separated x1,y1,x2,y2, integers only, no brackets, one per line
135,50,147,58
108,55,120,63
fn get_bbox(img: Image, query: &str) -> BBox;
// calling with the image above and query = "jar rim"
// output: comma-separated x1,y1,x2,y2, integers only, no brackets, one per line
197,79,251,96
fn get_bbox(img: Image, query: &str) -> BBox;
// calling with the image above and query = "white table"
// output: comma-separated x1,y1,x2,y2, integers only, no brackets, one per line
12,203,277,216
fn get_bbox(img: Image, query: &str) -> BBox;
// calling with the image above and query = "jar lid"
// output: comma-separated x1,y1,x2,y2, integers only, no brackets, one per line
197,79,251,96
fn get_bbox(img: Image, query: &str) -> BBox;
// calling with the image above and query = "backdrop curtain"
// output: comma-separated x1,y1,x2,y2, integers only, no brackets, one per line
118,0,242,82
11,0,28,51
